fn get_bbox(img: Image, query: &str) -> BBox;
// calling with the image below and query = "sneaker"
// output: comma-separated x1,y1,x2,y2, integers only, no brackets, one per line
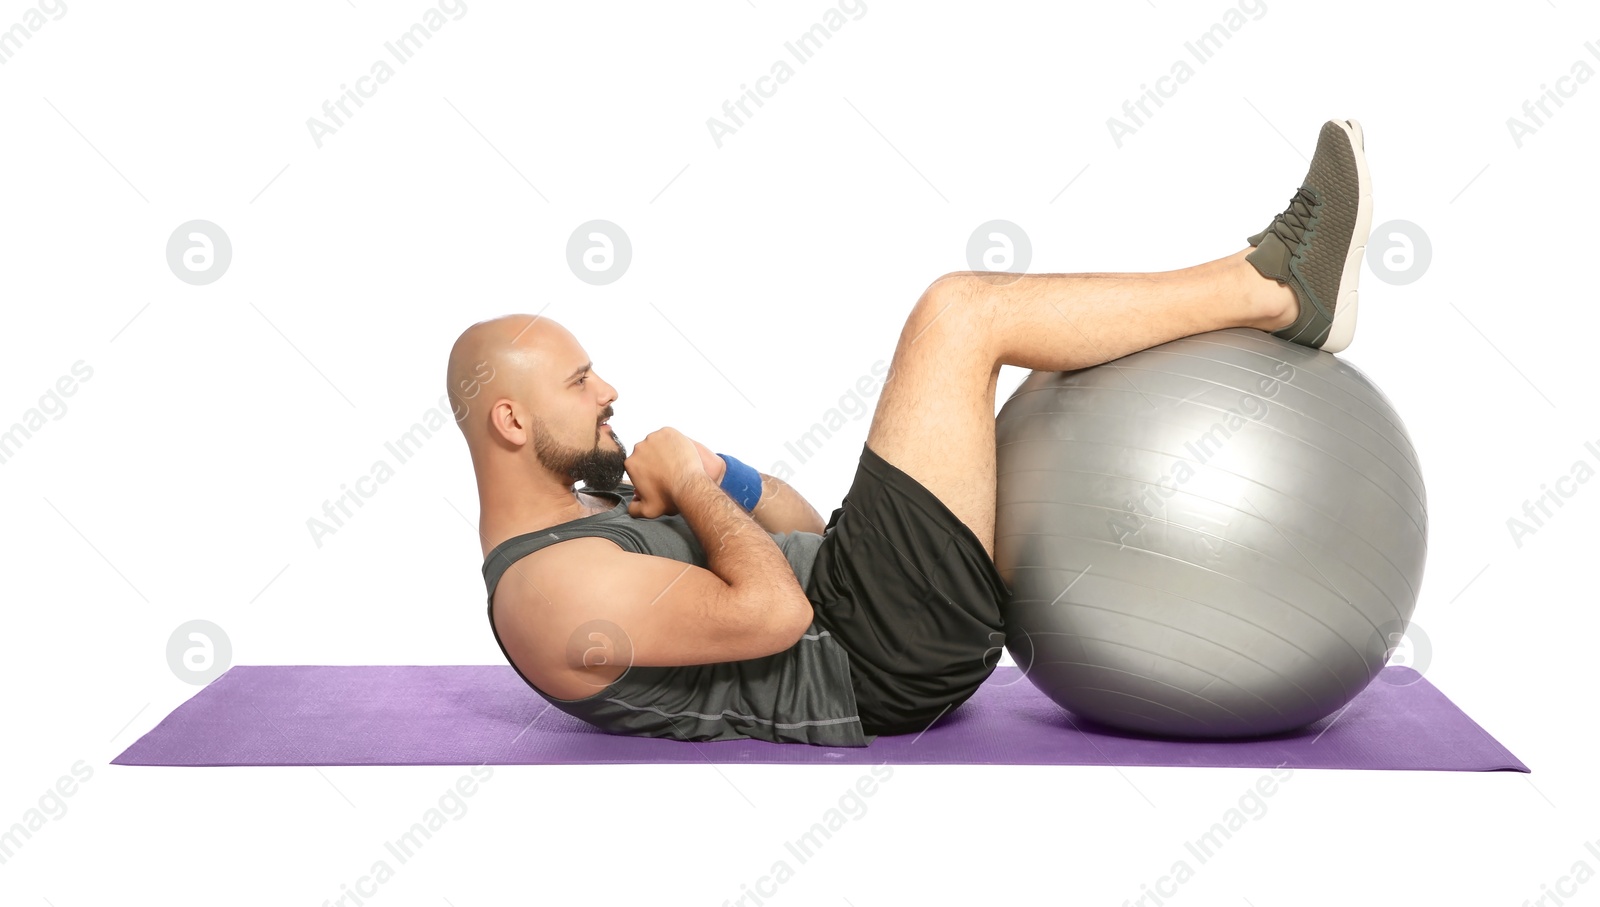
1245,118,1372,353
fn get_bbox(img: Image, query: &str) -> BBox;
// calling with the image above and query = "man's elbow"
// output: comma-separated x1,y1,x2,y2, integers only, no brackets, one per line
746,594,817,656
786,594,816,640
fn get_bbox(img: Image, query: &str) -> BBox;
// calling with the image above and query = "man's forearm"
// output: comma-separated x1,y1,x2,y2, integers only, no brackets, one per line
675,472,810,606
749,473,827,536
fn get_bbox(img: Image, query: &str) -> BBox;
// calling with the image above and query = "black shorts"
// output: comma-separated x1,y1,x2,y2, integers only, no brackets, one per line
805,441,1012,737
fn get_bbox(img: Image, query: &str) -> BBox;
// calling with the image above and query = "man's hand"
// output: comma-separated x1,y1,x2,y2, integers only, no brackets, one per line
690,437,727,484
624,427,709,519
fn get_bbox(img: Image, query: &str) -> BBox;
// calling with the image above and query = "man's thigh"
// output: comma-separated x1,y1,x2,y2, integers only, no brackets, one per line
863,278,1003,559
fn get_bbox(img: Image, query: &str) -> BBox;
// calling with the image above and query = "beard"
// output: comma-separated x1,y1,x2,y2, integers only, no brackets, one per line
534,418,627,492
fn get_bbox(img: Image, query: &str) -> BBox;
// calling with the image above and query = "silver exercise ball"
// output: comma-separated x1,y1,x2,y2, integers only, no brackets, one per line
994,328,1427,738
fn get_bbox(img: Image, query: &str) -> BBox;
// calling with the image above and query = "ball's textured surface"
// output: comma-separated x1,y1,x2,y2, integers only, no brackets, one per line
994,328,1427,738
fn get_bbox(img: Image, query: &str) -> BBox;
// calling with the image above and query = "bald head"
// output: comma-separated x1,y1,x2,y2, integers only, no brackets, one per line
446,314,567,441
446,314,626,494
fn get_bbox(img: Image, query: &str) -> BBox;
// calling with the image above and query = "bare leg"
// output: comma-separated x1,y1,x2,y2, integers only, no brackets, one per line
865,248,1295,561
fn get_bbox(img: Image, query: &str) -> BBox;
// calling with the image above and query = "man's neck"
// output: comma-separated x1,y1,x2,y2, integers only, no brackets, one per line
477,477,616,558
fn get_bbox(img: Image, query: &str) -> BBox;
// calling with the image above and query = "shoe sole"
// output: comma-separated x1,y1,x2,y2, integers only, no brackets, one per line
1321,118,1370,353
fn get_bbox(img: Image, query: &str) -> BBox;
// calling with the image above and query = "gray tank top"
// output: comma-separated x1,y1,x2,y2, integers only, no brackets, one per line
481,482,874,746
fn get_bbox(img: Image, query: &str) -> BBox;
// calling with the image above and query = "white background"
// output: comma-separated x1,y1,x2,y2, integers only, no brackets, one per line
2,0,1596,904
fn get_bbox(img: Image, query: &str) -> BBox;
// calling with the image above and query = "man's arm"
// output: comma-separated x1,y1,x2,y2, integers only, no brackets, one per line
672,471,813,629
693,440,828,536
748,472,827,536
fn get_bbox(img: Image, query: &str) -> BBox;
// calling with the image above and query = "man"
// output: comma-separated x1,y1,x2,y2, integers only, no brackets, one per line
450,119,1370,747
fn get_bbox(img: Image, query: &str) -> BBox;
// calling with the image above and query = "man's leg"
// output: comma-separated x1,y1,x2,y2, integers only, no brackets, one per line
864,247,1294,562
866,116,1369,563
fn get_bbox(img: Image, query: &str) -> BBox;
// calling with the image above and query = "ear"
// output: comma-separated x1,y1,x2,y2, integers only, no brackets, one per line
488,399,526,445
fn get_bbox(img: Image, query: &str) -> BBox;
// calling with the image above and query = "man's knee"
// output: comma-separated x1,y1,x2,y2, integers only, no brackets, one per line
904,272,990,348
920,271,985,307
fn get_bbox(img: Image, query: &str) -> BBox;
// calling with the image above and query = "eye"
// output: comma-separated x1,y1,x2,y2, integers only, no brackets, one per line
576,376,588,387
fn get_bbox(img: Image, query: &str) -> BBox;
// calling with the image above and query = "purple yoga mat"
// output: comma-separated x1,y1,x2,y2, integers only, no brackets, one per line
112,665,1526,771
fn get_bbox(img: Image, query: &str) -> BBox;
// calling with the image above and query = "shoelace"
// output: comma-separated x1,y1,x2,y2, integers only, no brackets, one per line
1264,185,1318,249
